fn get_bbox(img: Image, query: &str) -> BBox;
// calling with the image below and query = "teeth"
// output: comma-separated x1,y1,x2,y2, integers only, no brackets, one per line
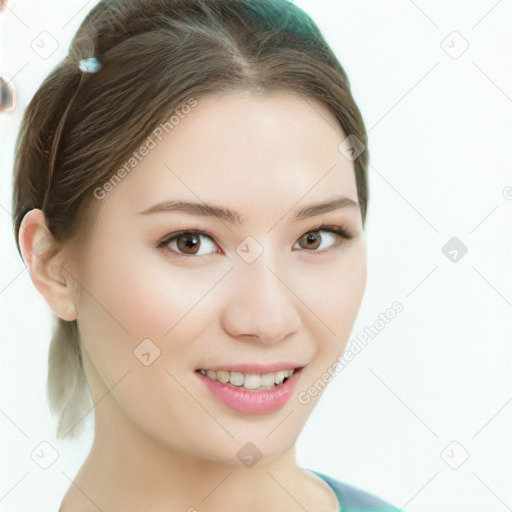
260,372,275,387
198,368,296,390
242,373,261,390
274,371,285,385
229,371,244,387
217,370,230,383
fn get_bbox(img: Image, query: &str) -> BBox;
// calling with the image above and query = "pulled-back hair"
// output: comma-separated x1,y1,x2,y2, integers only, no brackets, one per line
12,0,369,439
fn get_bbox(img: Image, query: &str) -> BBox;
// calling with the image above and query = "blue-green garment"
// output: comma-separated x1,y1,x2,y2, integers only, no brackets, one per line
310,469,403,512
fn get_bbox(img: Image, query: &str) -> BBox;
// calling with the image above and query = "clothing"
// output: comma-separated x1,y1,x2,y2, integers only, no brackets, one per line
309,469,402,511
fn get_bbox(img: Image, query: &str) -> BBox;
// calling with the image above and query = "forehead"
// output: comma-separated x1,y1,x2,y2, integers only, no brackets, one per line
99,91,358,224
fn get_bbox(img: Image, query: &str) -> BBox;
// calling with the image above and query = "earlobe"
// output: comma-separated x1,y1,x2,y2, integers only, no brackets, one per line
59,299,77,322
19,209,77,322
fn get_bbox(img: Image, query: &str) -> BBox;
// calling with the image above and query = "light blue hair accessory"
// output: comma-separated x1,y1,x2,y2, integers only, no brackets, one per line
78,57,102,73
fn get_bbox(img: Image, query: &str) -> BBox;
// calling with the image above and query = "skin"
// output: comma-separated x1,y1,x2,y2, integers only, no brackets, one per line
20,91,367,512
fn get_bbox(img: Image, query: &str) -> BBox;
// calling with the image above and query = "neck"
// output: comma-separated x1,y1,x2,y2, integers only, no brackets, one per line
60,408,316,512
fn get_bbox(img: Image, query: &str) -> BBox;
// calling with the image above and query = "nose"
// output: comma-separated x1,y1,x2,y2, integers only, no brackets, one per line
220,254,301,344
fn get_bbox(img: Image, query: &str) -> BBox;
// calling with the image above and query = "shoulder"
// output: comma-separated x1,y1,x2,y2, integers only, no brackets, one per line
309,470,402,511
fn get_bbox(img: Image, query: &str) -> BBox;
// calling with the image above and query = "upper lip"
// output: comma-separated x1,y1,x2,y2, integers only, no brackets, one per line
196,363,305,374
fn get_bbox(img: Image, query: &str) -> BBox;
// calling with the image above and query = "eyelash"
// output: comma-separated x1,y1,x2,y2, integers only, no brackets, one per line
155,224,356,259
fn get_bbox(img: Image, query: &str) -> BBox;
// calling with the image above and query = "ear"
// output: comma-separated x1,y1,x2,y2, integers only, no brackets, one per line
18,209,77,322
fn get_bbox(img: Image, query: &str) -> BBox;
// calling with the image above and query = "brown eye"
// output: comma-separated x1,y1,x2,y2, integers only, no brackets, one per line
298,231,323,250
157,230,219,257
294,226,353,253
176,233,201,255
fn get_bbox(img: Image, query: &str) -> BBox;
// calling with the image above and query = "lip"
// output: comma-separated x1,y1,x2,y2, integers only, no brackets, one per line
196,367,302,414
195,362,304,374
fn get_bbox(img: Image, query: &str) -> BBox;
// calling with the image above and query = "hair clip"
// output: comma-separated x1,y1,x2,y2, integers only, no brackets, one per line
78,57,102,73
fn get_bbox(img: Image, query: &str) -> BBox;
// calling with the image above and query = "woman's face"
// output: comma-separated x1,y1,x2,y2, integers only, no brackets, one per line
69,91,367,464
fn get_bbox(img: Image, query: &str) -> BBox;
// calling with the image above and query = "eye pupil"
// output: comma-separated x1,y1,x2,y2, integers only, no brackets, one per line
303,232,321,249
178,234,200,254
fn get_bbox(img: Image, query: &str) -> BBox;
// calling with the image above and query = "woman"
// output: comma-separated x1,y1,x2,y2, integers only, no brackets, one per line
12,1,402,510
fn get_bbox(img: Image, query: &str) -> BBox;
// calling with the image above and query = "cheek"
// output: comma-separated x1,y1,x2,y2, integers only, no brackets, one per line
76,237,224,345
294,247,367,341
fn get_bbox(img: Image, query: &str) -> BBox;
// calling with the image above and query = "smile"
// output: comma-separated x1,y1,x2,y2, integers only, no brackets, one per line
197,368,296,391
195,367,303,414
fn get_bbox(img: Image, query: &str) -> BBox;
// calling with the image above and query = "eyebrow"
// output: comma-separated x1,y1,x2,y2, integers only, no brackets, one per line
138,196,360,224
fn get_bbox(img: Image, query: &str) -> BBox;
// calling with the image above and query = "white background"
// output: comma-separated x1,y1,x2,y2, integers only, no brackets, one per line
1,1,511,511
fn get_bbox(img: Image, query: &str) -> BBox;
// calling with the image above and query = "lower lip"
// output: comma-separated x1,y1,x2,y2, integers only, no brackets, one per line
196,370,301,414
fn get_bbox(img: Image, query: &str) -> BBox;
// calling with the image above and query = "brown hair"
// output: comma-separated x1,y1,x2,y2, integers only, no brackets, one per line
12,0,369,439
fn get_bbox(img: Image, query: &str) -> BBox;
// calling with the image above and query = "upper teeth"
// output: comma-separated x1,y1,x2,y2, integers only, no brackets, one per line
199,369,295,390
